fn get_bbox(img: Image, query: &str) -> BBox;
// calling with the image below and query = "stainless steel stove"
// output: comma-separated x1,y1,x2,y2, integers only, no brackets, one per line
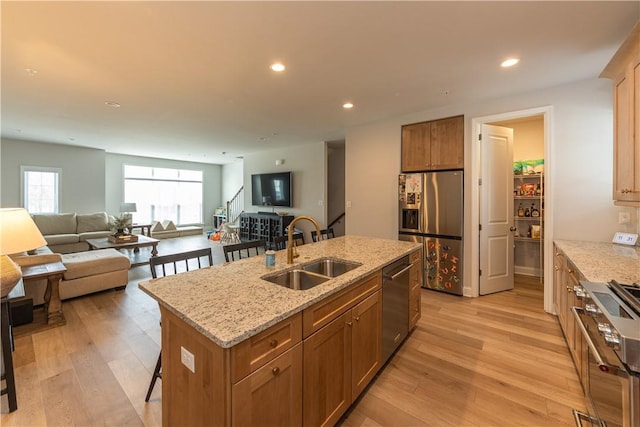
574,280,640,427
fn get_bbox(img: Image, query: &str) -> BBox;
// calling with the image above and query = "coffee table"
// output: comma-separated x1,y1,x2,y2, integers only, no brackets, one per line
86,235,160,267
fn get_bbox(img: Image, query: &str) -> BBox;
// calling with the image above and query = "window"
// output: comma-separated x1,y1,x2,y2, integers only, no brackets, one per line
21,166,61,214
124,165,203,225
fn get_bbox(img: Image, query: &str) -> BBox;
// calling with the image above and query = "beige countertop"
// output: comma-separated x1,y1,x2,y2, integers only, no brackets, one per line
139,235,420,348
554,240,640,284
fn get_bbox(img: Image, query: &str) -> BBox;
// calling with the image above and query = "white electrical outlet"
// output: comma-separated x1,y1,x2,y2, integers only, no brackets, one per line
181,346,195,373
619,212,631,224
612,232,638,246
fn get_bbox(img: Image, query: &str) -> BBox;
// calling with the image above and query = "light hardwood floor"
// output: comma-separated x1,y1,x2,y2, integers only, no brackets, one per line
1,236,586,426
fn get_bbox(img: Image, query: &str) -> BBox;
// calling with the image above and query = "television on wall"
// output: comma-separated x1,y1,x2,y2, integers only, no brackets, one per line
251,172,293,207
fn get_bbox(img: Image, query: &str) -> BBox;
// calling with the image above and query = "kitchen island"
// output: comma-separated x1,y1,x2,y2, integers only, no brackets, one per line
140,235,421,427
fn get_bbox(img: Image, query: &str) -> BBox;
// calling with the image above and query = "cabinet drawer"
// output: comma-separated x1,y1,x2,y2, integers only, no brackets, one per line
409,249,421,265
232,313,302,382
303,271,382,338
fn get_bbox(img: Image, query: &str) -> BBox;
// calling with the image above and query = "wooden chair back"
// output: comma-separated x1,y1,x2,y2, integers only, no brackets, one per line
149,248,213,278
311,228,335,242
223,240,267,262
273,232,305,250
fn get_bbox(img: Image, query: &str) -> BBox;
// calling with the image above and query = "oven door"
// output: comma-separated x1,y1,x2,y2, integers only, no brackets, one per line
572,307,639,427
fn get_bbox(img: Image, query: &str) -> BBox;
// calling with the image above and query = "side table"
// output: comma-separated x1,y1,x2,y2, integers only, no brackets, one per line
21,261,67,326
1,279,25,412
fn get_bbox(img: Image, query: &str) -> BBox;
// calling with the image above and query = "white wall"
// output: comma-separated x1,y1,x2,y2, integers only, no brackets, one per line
222,161,244,204
105,153,222,228
243,141,326,242
346,77,639,296
1,138,106,213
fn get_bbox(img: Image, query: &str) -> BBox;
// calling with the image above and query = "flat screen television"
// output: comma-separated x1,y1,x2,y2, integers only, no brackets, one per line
251,172,292,207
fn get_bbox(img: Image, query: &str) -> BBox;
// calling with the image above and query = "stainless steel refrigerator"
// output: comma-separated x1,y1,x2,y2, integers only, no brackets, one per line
398,171,463,295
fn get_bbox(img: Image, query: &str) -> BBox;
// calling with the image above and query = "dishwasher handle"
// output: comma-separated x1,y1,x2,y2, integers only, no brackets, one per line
384,264,412,281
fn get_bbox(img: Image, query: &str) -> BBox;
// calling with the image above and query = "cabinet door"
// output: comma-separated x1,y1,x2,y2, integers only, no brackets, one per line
303,311,352,427
430,116,464,170
613,68,639,202
232,343,302,427
401,122,431,172
409,282,421,330
351,291,381,400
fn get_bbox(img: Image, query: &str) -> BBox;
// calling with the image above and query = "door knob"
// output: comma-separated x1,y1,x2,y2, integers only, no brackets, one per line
509,226,517,232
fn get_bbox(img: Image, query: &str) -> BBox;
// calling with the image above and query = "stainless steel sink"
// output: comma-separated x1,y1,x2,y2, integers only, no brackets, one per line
301,257,362,277
262,269,330,290
262,257,362,290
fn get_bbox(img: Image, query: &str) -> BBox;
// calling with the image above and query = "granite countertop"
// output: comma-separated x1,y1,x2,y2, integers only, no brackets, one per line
554,240,640,284
139,235,420,348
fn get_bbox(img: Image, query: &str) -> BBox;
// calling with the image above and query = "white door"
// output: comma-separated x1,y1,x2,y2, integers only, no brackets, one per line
479,124,514,295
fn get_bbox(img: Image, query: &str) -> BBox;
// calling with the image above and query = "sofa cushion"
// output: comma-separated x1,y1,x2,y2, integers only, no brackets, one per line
78,231,113,241
45,234,80,245
77,212,110,233
61,249,130,280
33,213,77,235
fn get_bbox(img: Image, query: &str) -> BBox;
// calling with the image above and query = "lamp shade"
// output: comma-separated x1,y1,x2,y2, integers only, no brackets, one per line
0,208,47,255
120,202,137,213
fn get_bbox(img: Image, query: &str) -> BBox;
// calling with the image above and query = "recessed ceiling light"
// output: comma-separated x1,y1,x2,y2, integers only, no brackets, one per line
270,63,285,72
501,58,520,68
104,101,121,108
25,68,38,76
343,102,354,109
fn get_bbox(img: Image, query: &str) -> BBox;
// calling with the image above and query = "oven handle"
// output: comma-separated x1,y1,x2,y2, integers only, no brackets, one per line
571,306,609,372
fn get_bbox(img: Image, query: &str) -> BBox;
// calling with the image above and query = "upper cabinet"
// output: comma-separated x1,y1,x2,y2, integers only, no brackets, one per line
601,22,640,206
401,115,464,172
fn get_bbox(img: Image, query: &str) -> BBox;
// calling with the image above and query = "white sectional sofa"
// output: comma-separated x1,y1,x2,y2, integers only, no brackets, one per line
31,212,113,253
11,246,130,305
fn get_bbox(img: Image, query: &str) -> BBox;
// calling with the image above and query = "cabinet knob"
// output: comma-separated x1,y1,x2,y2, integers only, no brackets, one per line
354,316,360,322
272,367,280,376
554,266,560,271
346,321,353,327
269,339,278,348
566,286,573,293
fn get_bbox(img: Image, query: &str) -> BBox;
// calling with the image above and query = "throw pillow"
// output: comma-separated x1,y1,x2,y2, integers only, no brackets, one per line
77,212,109,233
151,221,165,232
162,220,177,231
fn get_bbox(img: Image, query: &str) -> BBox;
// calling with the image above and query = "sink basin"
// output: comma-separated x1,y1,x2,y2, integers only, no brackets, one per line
301,258,362,277
262,269,330,290
262,258,362,290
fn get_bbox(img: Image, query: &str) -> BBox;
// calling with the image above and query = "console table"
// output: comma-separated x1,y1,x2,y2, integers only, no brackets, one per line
238,212,294,248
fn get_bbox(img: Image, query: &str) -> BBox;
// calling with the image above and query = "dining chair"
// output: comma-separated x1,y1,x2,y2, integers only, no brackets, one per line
223,239,267,262
311,228,335,242
145,247,213,402
273,232,305,250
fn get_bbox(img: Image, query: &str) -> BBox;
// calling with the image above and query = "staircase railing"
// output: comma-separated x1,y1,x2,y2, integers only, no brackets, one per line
226,186,244,224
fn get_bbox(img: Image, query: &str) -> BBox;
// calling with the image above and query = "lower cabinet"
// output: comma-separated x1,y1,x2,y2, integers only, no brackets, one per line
553,244,586,389
232,343,303,427
303,291,382,427
409,249,422,330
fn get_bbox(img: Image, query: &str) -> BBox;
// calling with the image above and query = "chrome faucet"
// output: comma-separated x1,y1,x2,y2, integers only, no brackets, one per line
287,215,321,264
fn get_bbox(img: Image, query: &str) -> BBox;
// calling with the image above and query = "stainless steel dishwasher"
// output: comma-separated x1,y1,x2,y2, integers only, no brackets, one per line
381,255,411,363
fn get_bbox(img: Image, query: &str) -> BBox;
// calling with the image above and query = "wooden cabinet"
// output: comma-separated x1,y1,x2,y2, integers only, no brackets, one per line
601,22,640,206
232,343,303,427
401,115,464,172
408,249,422,330
553,245,586,387
302,272,382,427
303,291,382,427
158,262,414,427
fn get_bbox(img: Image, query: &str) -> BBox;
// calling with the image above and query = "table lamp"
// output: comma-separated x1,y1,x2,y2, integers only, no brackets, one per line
0,208,47,297
119,202,137,226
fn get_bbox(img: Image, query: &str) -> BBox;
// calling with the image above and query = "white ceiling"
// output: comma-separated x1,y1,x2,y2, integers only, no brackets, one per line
2,1,638,165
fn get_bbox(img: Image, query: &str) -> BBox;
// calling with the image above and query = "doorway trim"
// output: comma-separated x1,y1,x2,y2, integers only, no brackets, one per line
470,105,555,313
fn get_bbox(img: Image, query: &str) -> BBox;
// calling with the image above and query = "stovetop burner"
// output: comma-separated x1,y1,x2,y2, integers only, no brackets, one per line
609,280,640,317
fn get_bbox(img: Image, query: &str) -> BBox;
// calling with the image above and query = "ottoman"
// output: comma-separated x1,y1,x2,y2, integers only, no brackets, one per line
59,249,131,300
